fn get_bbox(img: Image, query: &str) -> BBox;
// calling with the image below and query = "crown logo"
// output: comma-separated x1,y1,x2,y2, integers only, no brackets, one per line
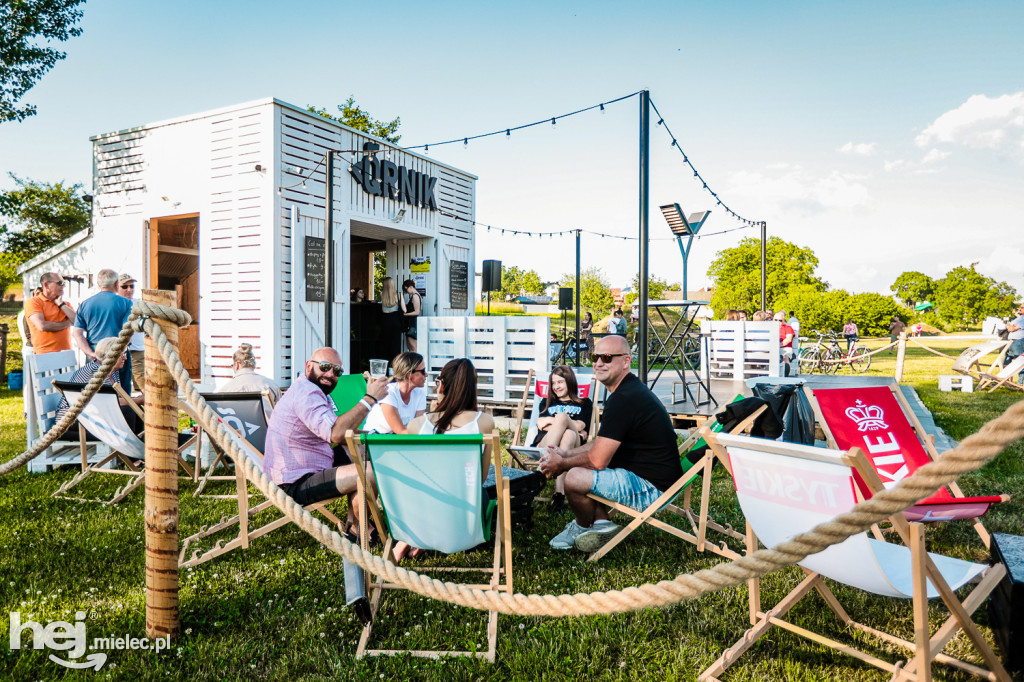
845,400,888,432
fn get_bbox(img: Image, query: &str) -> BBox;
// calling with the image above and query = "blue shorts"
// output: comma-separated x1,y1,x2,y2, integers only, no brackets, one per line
590,467,662,511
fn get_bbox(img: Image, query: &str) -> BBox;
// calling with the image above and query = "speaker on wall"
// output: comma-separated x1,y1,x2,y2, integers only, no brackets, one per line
482,260,502,292
558,287,573,311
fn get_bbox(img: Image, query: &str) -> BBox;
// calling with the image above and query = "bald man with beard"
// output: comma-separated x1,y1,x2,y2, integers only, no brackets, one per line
539,335,681,553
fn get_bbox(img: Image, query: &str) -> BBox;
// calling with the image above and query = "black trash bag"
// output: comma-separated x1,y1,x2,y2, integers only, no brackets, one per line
684,397,782,466
750,382,816,445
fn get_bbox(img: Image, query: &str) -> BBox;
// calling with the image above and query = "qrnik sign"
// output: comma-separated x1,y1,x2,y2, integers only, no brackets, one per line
349,143,438,211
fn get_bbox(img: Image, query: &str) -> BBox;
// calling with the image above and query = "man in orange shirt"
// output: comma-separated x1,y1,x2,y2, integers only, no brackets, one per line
25,272,76,354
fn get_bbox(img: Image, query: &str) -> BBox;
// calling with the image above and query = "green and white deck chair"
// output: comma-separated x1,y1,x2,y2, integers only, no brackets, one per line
583,400,766,562
346,431,512,663
699,433,1010,682
51,379,197,505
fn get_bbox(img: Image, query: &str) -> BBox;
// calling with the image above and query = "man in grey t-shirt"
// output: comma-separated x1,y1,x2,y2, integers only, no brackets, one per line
1004,303,1024,383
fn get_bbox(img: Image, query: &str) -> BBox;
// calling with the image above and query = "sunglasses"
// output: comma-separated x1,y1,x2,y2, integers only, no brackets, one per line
120,284,135,289
50,280,66,286
593,353,627,364
411,368,427,376
315,361,343,375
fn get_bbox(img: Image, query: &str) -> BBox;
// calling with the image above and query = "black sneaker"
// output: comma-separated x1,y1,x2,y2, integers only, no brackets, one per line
350,597,372,625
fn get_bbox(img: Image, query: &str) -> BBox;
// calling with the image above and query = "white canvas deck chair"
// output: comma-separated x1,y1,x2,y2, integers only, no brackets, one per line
189,391,274,498
50,379,197,505
508,368,599,467
346,431,511,663
583,401,766,562
952,340,1010,379
805,384,1006,548
700,433,1010,682
177,401,347,569
26,351,101,473
976,355,1024,392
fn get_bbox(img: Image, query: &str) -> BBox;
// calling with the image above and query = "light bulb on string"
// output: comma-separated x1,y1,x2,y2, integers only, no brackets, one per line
506,129,510,139
600,104,606,114
551,118,556,127
463,138,468,148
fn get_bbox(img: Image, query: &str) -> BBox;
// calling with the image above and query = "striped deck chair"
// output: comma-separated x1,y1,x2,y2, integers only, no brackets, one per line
700,433,1010,682
346,431,511,662
805,384,1006,548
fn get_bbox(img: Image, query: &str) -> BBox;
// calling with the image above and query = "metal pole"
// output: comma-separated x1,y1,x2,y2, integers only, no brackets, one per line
760,221,767,312
639,89,650,383
575,229,581,368
324,150,334,348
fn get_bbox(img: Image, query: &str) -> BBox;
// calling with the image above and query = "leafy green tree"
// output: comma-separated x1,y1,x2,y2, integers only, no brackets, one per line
560,266,614,313
849,292,902,336
933,264,1017,329
307,96,401,143
625,274,669,304
0,174,90,260
890,271,935,309
707,236,826,317
1,0,85,123
372,251,387,298
499,265,545,300
0,252,20,300
778,286,850,334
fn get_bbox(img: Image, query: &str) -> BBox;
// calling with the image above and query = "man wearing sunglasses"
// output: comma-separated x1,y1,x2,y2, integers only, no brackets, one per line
25,272,77,354
540,335,681,553
116,274,147,391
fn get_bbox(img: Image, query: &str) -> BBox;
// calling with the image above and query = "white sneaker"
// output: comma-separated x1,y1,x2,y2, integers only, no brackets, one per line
574,520,622,553
549,519,587,550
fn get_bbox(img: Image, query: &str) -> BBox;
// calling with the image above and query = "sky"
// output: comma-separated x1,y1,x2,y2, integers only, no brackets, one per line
2,0,1023,300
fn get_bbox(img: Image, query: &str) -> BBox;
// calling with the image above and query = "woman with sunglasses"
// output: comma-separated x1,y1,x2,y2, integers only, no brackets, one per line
362,352,427,435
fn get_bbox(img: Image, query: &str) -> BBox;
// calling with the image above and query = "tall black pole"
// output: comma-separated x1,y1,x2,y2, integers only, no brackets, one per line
324,150,334,348
575,229,581,368
639,90,650,383
760,221,767,312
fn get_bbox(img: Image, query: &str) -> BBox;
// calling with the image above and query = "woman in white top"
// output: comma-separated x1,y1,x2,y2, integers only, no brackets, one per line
362,352,427,434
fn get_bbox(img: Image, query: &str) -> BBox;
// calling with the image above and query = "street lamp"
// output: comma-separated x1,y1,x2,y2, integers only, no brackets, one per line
660,203,711,296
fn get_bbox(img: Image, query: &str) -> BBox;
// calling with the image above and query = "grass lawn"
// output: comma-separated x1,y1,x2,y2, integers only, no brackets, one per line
1,336,1021,680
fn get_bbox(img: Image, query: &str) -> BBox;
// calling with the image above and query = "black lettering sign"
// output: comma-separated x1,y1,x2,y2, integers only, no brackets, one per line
304,236,325,302
449,260,468,310
349,142,439,211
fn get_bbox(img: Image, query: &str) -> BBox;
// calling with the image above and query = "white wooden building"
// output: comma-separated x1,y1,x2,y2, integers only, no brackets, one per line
19,98,478,389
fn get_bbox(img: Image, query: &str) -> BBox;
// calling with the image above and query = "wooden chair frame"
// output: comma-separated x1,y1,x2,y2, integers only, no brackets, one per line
583,404,766,562
699,432,1010,682
976,355,1024,393
346,431,511,663
508,368,600,469
189,390,276,499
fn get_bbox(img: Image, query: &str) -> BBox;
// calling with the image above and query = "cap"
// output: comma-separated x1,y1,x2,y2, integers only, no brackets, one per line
773,312,785,321
117,273,136,286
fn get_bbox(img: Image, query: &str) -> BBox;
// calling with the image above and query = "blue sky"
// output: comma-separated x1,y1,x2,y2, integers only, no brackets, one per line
2,0,1023,300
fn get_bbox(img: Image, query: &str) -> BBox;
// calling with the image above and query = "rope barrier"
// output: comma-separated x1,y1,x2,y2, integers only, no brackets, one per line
908,337,958,359
798,340,898,365
4,302,1024,617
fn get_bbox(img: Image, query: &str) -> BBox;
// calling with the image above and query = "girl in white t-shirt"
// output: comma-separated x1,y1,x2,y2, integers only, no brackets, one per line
362,352,427,434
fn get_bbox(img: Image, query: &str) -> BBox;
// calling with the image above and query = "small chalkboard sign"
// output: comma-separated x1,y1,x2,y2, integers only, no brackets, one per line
305,236,325,302
449,260,468,310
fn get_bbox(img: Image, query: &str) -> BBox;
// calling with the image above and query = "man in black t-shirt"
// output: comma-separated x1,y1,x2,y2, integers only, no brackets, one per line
539,335,681,553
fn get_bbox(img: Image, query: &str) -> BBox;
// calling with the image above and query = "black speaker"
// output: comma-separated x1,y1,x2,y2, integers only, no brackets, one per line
558,287,573,311
482,260,502,292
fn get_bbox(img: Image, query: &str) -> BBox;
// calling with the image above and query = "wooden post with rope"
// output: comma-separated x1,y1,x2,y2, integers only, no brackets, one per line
143,288,180,640
894,331,908,382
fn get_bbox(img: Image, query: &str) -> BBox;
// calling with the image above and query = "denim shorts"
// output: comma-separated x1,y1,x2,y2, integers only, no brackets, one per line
590,467,662,512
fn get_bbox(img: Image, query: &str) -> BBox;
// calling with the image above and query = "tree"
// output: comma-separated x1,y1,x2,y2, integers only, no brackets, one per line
0,252,20,300
849,292,902,336
307,96,401,143
890,271,935,309
499,265,544,300
707,236,826,316
0,174,90,260
1,0,85,123
372,251,387,298
625,274,669,304
933,264,1017,330
560,266,614,313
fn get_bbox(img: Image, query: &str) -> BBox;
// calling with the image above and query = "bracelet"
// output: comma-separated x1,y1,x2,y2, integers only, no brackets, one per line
363,394,377,405
359,398,373,411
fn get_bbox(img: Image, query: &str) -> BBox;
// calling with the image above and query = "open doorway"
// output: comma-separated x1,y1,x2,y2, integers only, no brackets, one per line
349,235,386,374
149,213,200,378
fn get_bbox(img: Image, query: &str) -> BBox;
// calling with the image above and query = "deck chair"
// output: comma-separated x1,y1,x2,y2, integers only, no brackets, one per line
583,400,767,562
976,355,1024,392
190,391,274,497
952,339,1010,379
26,352,102,473
805,384,1006,548
345,431,511,663
50,379,197,505
177,409,348,569
508,369,599,467
700,433,1010,682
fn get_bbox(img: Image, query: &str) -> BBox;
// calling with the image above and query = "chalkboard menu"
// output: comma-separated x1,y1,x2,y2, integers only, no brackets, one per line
449,260,468,309
304,236,325,302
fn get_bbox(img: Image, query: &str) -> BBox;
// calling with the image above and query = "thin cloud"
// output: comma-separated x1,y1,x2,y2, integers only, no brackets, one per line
884,159,908,172
915,92,1024,150
921,148,951,164
728,168,871,215
838,141,877,156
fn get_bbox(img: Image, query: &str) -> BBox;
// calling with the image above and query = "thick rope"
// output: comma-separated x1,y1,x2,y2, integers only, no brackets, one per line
6,302,1024,617
908,337,958,359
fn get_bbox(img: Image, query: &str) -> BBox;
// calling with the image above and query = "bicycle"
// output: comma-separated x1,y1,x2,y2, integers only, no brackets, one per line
800,330,871,373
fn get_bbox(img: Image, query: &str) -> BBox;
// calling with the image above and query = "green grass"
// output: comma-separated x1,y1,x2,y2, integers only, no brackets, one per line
1,337,1022,680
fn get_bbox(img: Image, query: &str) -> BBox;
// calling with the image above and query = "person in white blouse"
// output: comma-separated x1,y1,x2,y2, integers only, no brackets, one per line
362,352,427,434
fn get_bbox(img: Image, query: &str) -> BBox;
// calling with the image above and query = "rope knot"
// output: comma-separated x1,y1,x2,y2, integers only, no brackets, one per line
132,300,191,327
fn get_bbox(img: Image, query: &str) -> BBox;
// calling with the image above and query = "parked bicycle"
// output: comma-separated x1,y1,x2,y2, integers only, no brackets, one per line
799,329,871,373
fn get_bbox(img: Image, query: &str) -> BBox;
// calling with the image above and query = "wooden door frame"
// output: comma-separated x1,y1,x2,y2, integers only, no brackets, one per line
148,213,200,288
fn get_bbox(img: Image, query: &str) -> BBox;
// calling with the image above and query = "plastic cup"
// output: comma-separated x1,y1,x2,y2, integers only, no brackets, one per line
369,359,388,380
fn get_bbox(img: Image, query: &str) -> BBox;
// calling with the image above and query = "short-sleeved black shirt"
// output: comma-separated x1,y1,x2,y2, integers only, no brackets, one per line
597,373,681,491
532,396,593,446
